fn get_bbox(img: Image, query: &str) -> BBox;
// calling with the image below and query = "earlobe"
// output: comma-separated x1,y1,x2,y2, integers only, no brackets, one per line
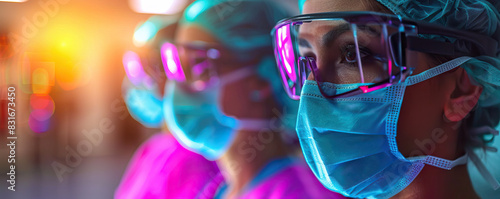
444,69,483,122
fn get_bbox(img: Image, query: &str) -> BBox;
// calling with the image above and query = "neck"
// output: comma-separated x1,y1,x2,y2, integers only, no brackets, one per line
216,129,289,198
393,164,479,199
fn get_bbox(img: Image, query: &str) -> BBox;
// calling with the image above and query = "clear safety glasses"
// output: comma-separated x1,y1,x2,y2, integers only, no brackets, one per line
160,41,229,91
272,12,498,100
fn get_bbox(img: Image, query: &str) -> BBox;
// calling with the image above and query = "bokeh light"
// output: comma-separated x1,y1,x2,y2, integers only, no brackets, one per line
128,0,188,15
32,67,51,94
123,51,148,86
30,94,55,115
29,112,50,133
161,42,185,82
133,21,157,47
29,94,55,133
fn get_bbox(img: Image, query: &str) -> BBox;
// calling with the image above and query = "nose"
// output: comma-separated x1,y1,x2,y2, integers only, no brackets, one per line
307,71,315,81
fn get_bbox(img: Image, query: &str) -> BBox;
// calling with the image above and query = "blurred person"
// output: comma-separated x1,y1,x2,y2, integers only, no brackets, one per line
161,0,345,198
270,0,500,198
115,19,222,199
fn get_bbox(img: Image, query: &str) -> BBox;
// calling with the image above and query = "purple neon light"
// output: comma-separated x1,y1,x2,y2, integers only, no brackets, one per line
161,42,186,82
29,112,50,133
275,25,297,95
123,51,148,86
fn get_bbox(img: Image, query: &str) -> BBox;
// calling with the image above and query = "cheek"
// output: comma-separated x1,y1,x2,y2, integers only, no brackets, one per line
220,82,241,116
220,78,253,116
396,78,446,156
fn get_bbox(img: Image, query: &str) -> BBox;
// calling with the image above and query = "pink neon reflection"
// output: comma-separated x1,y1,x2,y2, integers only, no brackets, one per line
276,25,297,95
161,42,186,82
277,25,297,82
123,51,148,86
360,83,392,93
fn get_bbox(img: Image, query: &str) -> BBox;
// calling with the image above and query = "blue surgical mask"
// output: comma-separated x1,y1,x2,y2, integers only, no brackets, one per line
297,57,472,198
124,86,164,128
163,66,272,160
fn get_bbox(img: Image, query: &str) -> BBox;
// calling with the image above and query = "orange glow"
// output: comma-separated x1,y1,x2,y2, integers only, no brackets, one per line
29,61,55,94
32,68,51,94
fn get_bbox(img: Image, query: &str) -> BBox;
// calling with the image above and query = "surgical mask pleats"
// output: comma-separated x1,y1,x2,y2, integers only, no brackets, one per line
163,66,259,160
163,81,237,160
295,57,473,199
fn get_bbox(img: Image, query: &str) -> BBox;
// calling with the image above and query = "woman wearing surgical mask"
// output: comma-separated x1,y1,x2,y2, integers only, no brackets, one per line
162,0,344,198
116,20,222,199
271,0,500,198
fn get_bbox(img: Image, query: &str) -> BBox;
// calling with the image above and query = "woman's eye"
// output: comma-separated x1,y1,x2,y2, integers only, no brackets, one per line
345,49,357,63
341,45,370,65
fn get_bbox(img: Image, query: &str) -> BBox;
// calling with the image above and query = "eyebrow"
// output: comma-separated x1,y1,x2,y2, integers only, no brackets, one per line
298,23,382,49
297,23,352,49
322,24,381,47
298,38,312,48
321,23,352,47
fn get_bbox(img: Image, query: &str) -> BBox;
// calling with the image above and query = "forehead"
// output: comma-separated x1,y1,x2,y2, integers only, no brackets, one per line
302,0,374,14
300,0,382,43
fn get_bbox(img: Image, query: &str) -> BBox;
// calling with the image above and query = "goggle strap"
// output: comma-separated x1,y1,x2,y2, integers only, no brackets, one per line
407,36,455,56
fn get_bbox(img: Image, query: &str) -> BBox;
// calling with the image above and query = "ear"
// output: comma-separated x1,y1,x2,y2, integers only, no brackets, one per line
444,68,483,122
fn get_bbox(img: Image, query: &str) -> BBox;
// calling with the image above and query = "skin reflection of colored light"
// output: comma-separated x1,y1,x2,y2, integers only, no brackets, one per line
123,51,148,86
29,112,50,133
32,68,51,94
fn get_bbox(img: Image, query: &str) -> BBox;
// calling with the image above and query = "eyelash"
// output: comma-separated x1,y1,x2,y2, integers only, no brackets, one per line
298,44,376,66
340,44,372,66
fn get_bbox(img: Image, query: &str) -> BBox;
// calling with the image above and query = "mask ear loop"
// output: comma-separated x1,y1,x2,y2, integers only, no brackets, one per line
405,57,472,86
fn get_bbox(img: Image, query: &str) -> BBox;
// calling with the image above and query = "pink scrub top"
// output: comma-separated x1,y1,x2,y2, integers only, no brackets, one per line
115,133,220,199
206,158,346,199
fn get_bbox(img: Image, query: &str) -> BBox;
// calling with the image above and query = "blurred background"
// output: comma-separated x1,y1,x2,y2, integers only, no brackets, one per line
0,0,297,199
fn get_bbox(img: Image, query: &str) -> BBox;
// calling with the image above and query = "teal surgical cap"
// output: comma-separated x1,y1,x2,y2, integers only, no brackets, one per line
181,0,290,59
180,0,298,132
373,0,500,130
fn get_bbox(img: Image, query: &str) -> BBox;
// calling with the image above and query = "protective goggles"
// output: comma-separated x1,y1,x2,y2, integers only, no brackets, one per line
160,41,242,91
271,12,498,100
